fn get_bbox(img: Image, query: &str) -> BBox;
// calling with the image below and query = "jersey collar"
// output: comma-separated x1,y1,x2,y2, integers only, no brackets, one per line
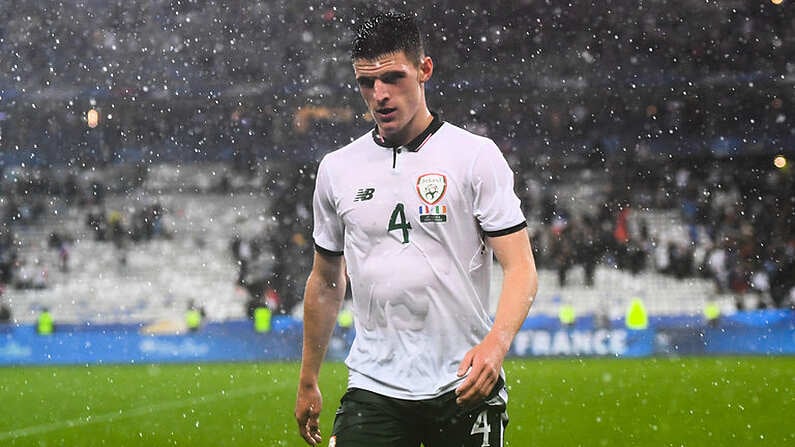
371,112,443,152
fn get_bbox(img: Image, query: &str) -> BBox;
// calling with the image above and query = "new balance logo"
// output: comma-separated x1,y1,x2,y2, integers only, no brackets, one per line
354,187,375,201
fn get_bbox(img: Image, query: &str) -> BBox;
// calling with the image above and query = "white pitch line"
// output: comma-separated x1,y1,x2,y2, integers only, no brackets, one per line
0,385,271,441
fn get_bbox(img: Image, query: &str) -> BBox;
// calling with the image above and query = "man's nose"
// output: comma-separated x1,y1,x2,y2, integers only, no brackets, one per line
373,79,389,103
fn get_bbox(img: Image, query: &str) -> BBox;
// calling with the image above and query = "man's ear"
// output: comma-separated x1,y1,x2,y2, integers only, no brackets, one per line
418,56,433,83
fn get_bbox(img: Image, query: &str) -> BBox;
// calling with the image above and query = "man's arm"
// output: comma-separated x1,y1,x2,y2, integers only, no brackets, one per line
455,228,537,406
295,250,347,446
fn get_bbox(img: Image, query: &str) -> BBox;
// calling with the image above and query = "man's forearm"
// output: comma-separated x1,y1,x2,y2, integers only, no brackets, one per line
488,263,537,353
299,271,346,386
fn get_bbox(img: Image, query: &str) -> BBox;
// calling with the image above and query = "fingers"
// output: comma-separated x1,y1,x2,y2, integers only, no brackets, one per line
456,375,497,407
301,424,322,445
457,350,473,377
455,357,499,407
456,371,498,406
299,428,322,445
295,386,323,445
297,411,322,445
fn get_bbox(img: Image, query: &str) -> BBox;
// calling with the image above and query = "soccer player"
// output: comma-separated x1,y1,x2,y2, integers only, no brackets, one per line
295,12,538,447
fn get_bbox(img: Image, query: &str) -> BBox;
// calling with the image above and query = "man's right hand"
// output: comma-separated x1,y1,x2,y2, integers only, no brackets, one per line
295,383,324,445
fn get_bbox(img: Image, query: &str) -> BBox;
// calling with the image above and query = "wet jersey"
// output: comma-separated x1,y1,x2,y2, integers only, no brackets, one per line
312,115,526,400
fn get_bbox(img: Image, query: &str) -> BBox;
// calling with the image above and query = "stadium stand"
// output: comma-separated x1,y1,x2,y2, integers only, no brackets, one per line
3,156,789,325
0,1,793,324
9,191,243,324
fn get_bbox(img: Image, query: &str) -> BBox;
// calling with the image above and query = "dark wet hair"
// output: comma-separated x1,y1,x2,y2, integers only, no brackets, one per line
351,12,425,64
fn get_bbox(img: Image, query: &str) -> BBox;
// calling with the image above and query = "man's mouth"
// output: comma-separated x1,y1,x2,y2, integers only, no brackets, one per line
375,108,397,121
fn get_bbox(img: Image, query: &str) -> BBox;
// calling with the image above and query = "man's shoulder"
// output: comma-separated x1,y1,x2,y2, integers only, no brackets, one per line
336,129,376,154
438,121,496,149
434,122,501,162
320,130,375,166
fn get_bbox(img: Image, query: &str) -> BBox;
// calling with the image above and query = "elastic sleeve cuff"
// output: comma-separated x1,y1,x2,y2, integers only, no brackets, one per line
484,221,527,238
314,242,344,257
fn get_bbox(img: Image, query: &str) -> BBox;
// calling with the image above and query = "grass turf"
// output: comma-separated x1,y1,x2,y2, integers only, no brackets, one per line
0,356,792,446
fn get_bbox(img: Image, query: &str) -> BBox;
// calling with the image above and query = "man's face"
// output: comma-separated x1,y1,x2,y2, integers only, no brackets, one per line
353,50,432,145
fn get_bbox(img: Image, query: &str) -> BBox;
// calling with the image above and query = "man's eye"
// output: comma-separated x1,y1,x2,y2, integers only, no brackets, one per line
382,73,403,84
358,78,374,88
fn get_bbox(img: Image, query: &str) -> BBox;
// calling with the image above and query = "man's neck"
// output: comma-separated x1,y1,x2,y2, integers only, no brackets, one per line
380,109,433,147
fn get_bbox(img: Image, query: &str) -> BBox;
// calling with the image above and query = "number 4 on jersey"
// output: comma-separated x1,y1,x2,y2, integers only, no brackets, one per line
388,203,411,244
470,410,492,447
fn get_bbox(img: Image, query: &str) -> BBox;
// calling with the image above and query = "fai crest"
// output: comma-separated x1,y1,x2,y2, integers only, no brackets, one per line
416,173,447,205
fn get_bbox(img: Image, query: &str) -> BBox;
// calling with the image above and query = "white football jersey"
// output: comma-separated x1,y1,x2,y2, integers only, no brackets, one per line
312,115,526,400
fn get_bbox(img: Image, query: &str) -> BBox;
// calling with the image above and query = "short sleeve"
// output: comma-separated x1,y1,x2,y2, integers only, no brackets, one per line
312,157,345,255
471,140,527,236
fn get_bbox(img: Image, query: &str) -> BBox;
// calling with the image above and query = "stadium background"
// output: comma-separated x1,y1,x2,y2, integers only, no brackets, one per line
0,0,794,445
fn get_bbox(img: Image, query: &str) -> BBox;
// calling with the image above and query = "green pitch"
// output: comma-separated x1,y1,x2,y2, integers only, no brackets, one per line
1,357,792,446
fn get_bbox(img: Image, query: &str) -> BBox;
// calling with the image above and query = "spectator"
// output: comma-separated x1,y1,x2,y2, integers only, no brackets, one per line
705,243,730,294
0,289,11,324
108,210,128,266
37,308,54,335
185,300,205,332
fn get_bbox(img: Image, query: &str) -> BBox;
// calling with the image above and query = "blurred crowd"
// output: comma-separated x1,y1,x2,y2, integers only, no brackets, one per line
1,0,794,317
527,152,795,309
1,0,792,166
1,149,793,319
3,1,793,91
229,165,315,316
